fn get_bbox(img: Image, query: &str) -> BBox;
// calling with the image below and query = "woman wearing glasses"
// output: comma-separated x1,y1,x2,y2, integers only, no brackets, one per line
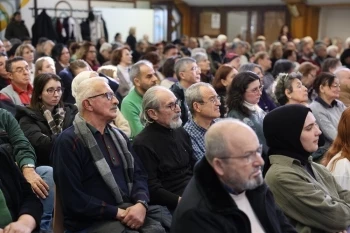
227,71,268,160
309,72,346,156
16,73,78,166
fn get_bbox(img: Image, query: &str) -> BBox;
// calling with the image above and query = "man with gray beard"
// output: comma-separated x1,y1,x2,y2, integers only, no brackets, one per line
133,86,195,212
171,119,297,233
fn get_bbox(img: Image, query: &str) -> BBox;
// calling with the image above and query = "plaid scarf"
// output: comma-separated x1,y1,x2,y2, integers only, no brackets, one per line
73,114,134,204
42,105,65,135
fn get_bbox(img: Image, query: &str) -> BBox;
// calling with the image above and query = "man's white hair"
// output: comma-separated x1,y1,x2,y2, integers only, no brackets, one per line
75,77,108,112
71,71,99,98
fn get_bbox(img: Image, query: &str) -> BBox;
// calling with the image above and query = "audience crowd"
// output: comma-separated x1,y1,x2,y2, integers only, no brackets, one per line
2,19,350,233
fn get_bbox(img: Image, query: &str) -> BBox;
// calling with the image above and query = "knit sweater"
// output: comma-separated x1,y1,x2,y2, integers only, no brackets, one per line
121,88,143,138
309,97,346,147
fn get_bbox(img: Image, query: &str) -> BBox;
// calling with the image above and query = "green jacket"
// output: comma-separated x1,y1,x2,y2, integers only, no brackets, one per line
0,109,36,168
121,88,144,138
265,155,350,233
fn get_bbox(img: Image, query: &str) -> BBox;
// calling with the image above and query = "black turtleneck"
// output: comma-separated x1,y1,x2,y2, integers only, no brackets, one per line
132,122,194,210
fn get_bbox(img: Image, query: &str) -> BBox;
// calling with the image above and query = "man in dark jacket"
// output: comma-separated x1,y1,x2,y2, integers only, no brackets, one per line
171,119,297,233
4,12,30,41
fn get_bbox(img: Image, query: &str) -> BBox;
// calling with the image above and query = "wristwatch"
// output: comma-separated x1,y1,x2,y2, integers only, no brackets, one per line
136,200,149,211
22,164,36,169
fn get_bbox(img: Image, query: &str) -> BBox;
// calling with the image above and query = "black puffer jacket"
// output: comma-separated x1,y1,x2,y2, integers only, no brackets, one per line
15,104,78,166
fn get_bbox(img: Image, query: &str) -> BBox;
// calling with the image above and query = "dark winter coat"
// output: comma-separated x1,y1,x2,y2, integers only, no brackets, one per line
4,20,30,40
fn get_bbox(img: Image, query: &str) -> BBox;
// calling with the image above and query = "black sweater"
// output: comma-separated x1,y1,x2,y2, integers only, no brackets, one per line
133,122,195,210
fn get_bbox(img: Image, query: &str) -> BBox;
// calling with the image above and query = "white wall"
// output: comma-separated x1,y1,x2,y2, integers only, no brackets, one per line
226,11,248,42
318,7,350,43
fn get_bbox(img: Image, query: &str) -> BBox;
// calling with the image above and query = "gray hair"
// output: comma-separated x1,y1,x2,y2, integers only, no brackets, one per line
174,57,196,80
71,71,99,99
185,82,212,115
192,52,208,64
274,72,302,105
253,41,265,54
314,42,326,52
191,48,206,57
326,45,338,55
129,60,153,84
99,42,112,53
239,63,262,73
75,77,108,112
140,86,163,126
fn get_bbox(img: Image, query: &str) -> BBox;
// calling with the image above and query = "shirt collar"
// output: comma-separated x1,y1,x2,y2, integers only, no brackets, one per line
315,96,338,108
86,123,109,135
12,83,33,94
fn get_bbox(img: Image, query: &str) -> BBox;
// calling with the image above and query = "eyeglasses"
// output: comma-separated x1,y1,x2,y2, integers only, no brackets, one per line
87,92,116,101
246,85,264,94
330,83,341,88
219,144,263,164
190,66,199,71
46,87,64,95
12,66,30,74
199,95,221,104
166,99,181,111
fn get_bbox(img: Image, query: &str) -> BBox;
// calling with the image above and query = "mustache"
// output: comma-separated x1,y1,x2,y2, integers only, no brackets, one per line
172,113,181,120
110,105,118,110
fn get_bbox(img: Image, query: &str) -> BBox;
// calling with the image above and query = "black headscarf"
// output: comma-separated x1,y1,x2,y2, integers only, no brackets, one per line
263,104,314,175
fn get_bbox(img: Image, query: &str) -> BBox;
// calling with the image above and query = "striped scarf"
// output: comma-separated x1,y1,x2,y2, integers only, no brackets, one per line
73,114,134,204
42,105,65,135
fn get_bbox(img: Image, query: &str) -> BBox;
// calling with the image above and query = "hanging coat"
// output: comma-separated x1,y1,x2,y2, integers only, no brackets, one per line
31,9,58,46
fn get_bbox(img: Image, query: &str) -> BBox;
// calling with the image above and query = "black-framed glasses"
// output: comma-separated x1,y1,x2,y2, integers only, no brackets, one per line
12,66,30,74
219,144,263,164
166,99,181,111
87,92,116,101
46,87,64,95
198,95,221,105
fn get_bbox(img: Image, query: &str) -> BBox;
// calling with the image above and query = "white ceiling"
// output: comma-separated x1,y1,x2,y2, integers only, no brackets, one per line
182,0,350,6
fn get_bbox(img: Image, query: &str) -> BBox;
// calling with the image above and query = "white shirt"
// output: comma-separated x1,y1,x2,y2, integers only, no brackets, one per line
230,192,265,233
326,151,350,190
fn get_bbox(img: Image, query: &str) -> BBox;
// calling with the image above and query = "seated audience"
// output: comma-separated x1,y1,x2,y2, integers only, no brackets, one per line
321,57,341,73
121,60,158,138
76,41,99,71
34,56,56,77
223,52,240,70
52,77,169,233
15,44,35,84
310,72,346,151
274,72,308,106
327,45,339,58
192,52,213,83
212,64,238,117
322,108,350,190
335,67,350,106
254,51,274,92
239,63,276,112
0,52,9,90
160,56,180,89
268,41,283,72
184,82,220,161
0,109,43,232
51,43,70,74
282,49,300,71
298,62,318,102
141,51,163,83
170,57,201,125
227,71,268,158
97,42,112,66
264,104,350,232
0,57,32,106
171,119,297,233
133,86,194,211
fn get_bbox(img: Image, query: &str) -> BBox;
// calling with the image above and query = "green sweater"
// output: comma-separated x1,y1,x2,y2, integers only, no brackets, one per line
0,109,36,168
121,88,144,138
265,155,350,233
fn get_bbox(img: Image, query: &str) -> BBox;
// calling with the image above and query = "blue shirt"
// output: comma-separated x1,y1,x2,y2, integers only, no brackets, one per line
184,119,217,161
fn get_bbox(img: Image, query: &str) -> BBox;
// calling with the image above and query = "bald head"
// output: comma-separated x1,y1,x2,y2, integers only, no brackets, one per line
205,119,259,162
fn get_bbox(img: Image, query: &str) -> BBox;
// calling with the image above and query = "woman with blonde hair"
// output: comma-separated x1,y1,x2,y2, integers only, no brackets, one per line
323,108,350,190
15,43,35,83
34,56,56,78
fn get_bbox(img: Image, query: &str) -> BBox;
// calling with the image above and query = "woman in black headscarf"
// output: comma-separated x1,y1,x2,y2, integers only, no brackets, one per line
263,104,350,233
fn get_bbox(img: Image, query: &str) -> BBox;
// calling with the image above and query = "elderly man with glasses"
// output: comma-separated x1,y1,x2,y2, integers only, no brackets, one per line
171,119,297,233
0,57,32,106
133,86,195,213
52,77,169,233
183,82,221,161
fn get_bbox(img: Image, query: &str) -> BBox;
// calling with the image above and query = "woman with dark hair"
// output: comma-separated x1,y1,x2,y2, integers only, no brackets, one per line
278,25,292,41
298,62,319,101
160,56,180,89
76,41,99,71
310,72,346,151
51,43,70,74
227,71,268,157
141,51,163,83
264,104,350,232
239,63,276,112
340,48,350,69
212,64,238,117
321,57,341,73
16,73,78,166
323,108,350,190
110,46,133,98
